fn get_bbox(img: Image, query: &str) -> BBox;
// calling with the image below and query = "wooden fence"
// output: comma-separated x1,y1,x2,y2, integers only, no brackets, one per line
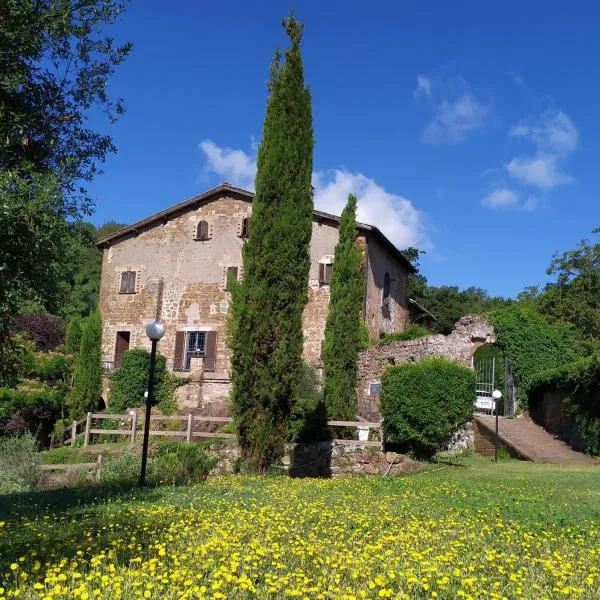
39,455,104,480
70,412,382,449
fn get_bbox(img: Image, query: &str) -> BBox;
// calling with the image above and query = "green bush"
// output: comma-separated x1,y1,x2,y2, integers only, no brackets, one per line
99,452,143,486
487,306,584,402
153,443,217,485
530,355,600,455
64,316,84,354
40,447,95,464
381,357,476,459
358,320,370,349
108,349,174,413
376,326,430,346
0,434,47,493
33,353,73,384
0,387,63,442
68,310,102,419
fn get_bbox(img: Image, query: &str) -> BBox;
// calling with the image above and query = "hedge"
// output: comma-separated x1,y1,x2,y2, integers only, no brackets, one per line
530,355,600,455
381,357,475,458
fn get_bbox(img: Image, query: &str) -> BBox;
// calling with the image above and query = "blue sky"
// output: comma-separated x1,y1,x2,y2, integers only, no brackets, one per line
87,1,600,298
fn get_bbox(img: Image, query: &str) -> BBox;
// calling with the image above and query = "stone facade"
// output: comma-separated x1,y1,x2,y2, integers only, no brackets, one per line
98,183,412,409
356,315,495,419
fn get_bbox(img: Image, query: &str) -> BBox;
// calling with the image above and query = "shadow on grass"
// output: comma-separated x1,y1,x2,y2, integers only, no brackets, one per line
0,482,176,585
289,400,333,478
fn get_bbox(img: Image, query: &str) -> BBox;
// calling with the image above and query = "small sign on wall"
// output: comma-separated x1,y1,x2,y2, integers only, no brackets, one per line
368,382,381,397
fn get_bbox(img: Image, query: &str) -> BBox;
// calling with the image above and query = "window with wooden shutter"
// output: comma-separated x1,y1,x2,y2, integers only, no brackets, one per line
196,220,210,240
119,271,136,294
382,272,391,315
204,331,217,372
241,216,250,239
173,331,186,372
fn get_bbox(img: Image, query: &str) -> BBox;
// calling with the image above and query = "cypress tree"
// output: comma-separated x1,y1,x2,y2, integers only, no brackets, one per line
229,16,314,472
68,310,102,418
322,195,364,420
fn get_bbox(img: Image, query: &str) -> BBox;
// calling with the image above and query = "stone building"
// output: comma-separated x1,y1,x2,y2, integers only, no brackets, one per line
97,182,414,407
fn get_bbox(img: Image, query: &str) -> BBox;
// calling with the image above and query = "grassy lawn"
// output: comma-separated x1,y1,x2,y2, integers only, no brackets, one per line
0,456,598,599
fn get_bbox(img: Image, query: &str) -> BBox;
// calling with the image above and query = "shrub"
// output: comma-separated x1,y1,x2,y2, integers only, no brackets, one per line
33,353,73,385
530,355,600,455
12,312,65,351
40,447,95,464
0,434,47,494
0,387,62,444
100,452,143,486
486,306,583,402
381,357,476,459
108,348,169,412
153,443,217,485
68,310,102,418
64,316,84,354
358,320,370,349
376,326,430,346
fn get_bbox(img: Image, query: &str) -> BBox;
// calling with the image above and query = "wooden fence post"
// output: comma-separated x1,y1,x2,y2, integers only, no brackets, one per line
83,412,92,447
130,412,138,446
96,455,103,481
186,413,193,442
70,420,77,447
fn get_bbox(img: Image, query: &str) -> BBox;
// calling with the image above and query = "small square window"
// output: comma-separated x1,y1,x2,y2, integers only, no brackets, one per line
368,382,381,397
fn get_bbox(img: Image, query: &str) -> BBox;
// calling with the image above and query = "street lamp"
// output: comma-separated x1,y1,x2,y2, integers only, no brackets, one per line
139,320,165,485
492,389,502,462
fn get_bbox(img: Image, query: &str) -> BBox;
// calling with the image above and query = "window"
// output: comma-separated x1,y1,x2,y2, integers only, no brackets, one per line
318,262,333,286
225,266,238,291
240,216,250,239
368,382,381,397
173,330,217,372
196,220,210,240
114,331,130,367
120,271,136,294
382,272,391,313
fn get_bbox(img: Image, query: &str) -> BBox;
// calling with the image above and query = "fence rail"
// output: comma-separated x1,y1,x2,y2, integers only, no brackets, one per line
78,412,382,449
39,455,103,480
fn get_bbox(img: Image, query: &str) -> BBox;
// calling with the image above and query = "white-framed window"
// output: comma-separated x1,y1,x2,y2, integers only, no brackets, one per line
318,256,334,286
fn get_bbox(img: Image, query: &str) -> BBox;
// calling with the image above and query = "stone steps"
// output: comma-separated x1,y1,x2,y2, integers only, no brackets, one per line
474,415,597,465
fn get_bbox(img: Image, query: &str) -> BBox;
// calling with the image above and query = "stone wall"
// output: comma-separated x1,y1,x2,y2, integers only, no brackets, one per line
356,315,495,419
207,442,424,478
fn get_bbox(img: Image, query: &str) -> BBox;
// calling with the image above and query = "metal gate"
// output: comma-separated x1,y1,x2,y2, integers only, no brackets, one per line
472,354,517,417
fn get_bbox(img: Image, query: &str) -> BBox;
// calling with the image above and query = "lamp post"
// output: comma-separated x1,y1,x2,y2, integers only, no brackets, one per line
492,389,502,462
139,320,165,485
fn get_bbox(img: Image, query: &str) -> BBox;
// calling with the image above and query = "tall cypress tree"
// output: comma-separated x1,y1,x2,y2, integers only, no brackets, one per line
229,17,314,472
68,310,102,419
322,195,364,420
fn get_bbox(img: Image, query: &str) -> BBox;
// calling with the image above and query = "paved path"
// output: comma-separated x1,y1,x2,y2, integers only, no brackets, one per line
474,415,597,465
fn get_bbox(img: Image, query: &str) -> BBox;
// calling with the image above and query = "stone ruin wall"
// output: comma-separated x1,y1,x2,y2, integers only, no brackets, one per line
356,315,496,420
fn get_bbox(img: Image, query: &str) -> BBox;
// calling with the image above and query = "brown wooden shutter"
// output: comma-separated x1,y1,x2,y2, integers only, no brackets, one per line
204,331,217,372
174,331,186,371
318,263,325,285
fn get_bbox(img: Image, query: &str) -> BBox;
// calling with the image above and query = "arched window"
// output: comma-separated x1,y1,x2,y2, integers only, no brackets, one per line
382,272,391,313
196,220,209,240
241,216,250,239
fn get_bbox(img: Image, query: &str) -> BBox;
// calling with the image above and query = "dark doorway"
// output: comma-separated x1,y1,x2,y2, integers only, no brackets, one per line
114,331,130,367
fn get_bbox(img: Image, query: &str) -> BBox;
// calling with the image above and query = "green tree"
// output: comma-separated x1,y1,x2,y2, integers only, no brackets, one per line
322,195,364,420
64,316,84,354
68,310,102,418
0,0,130,360
229,16,314,472
536,230,600,340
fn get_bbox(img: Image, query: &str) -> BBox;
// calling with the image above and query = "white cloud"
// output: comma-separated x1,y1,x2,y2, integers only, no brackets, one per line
314,170,429,249
481,187,543,212
198,139,257,190
510,109,578,156
504,109,578,192
422,93,489,144
506,156,574,190
413,75,432,99
481,188,519,209
198,139,429,249
523,196,541,212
